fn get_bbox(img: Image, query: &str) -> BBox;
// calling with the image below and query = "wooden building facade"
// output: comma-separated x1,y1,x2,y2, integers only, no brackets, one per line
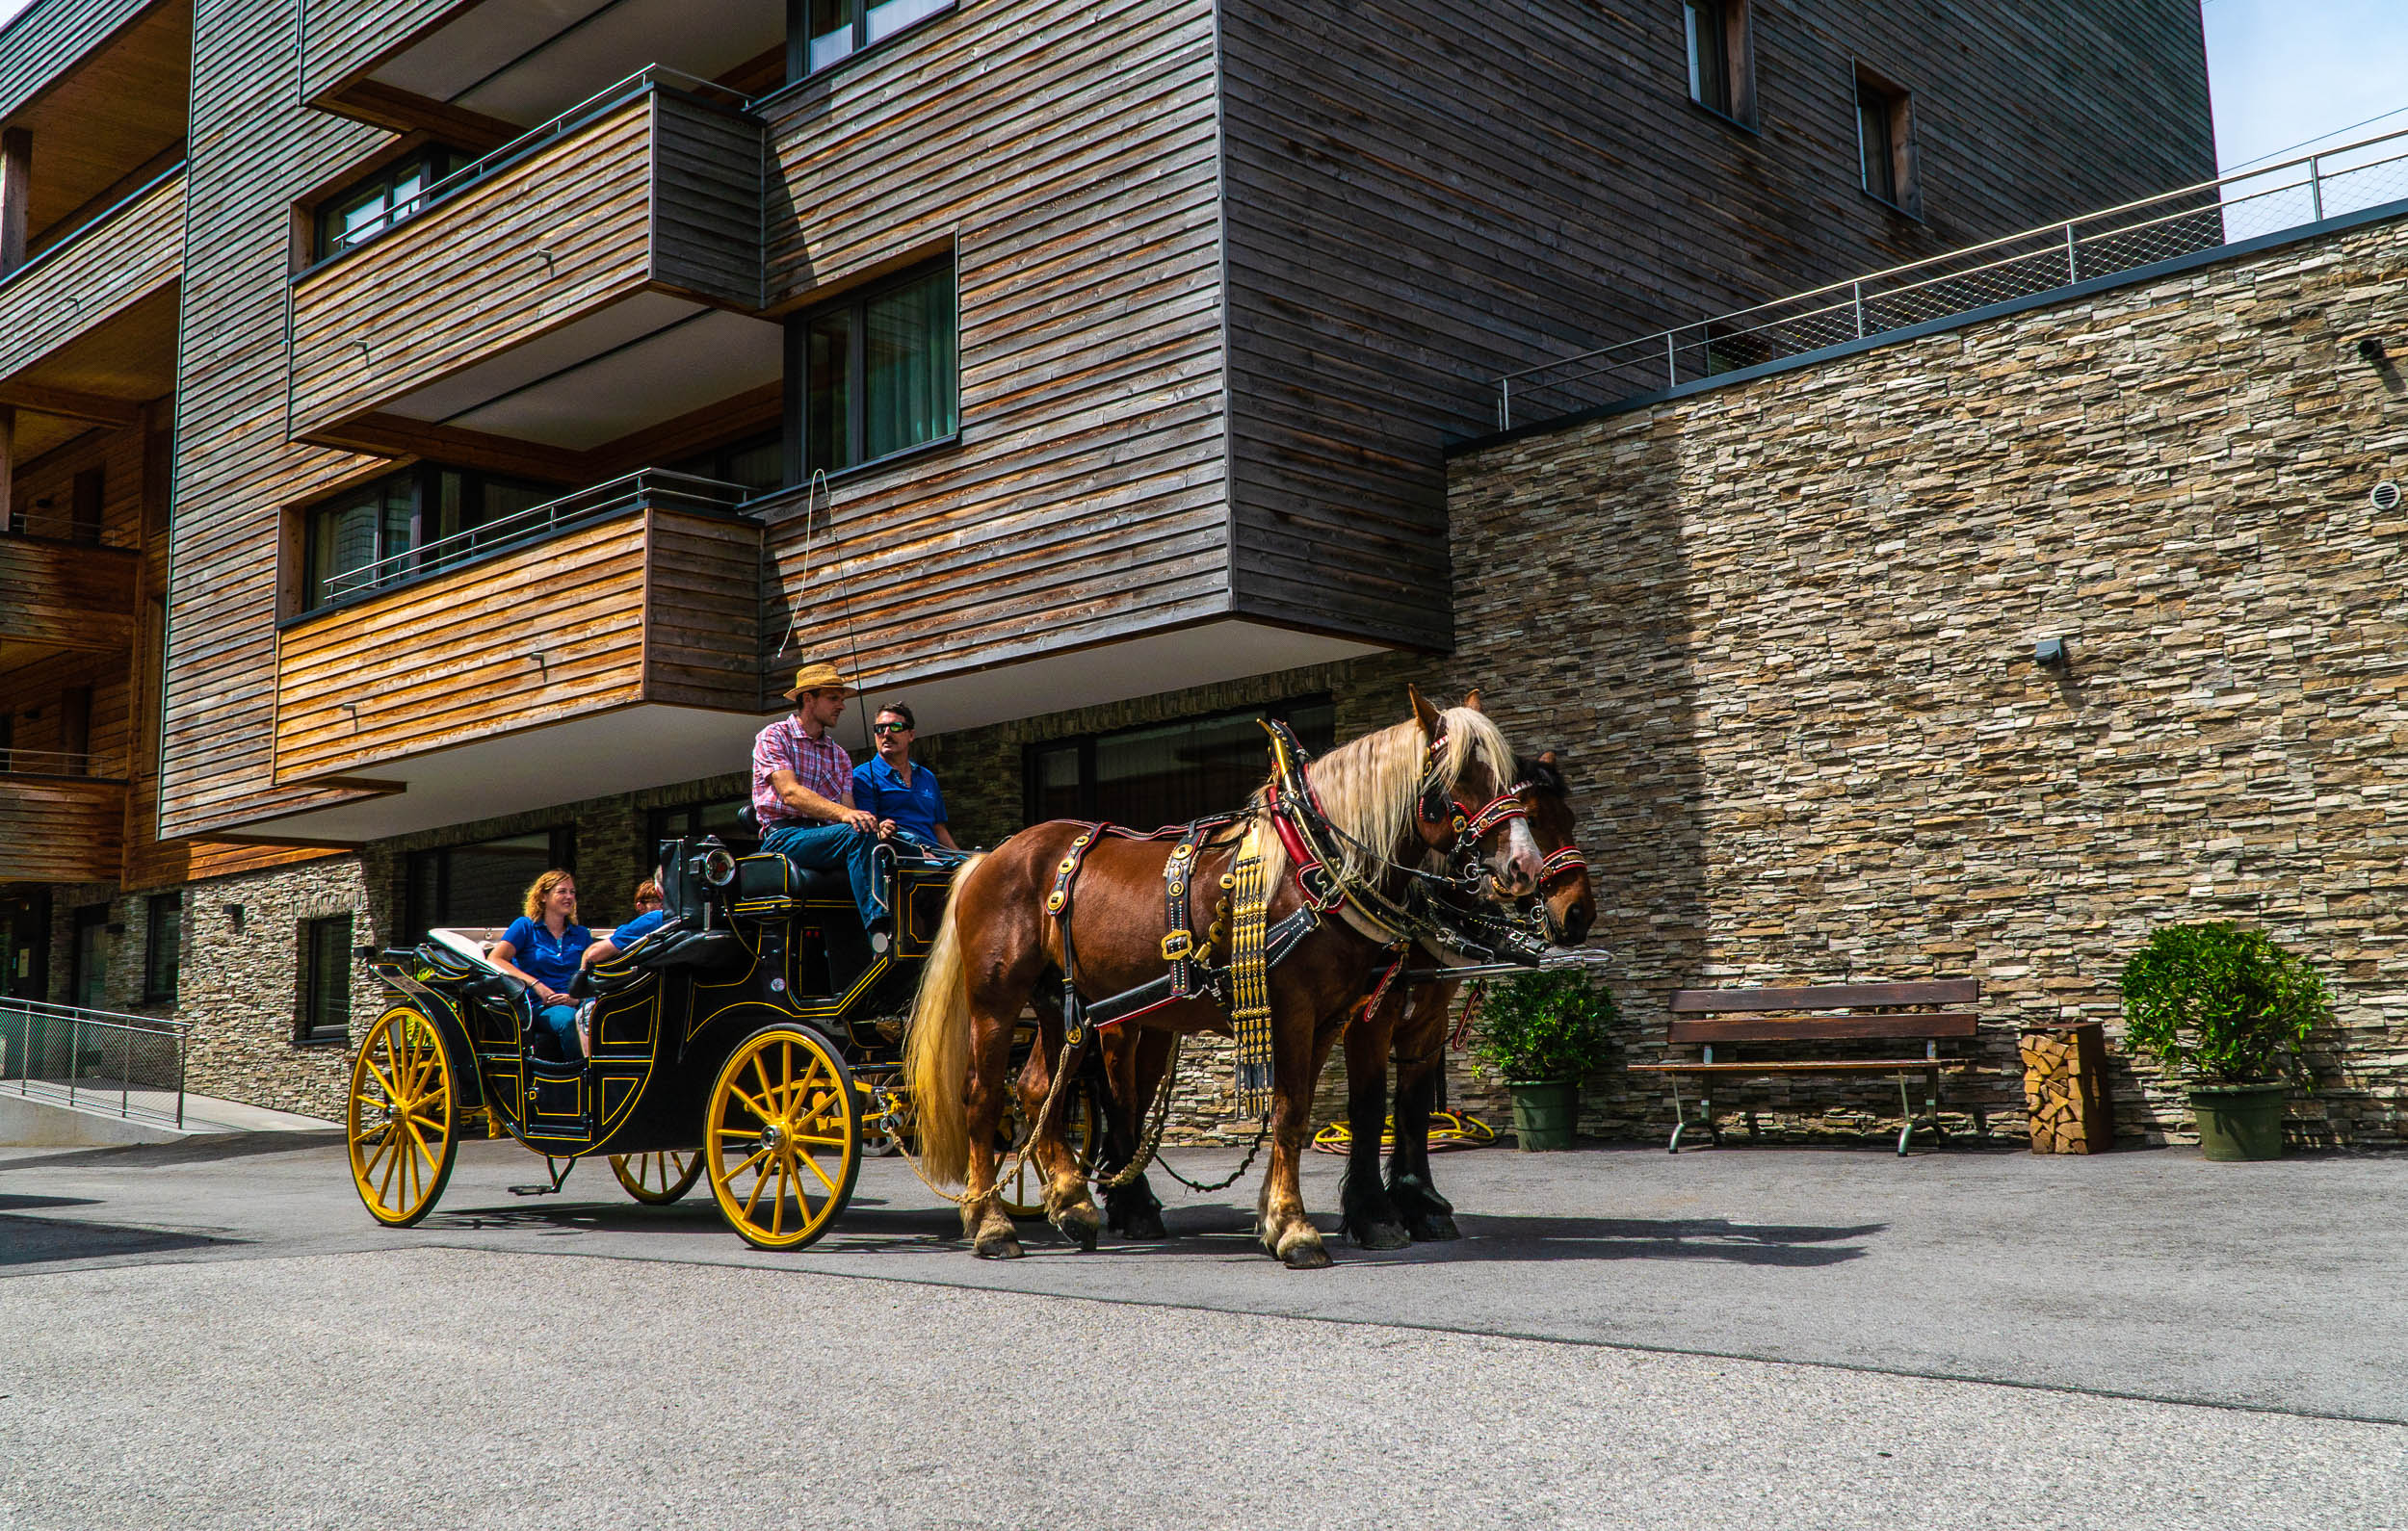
0,0,2210,1102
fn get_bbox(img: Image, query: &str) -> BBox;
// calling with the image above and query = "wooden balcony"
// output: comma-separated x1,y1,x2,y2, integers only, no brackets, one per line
0,165,182,387
264,477,764,841
287,78,767,454
0,533,140,654
0,774,126,885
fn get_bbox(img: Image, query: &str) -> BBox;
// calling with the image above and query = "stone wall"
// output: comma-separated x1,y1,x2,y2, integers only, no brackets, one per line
1445,209,2408,1148
177,858,376,1120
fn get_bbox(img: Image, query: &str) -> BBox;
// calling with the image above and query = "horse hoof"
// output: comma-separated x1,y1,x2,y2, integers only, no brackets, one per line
1112,1208,1168,1240
1050,1204,1101,1252
1348,1218,1410,1251
973,1233,1025,1259
1279,1235,1334,1270
1405,1211,1461,1242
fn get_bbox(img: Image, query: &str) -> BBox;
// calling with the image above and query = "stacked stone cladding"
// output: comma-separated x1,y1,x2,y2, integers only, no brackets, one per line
1444,210,2408,1148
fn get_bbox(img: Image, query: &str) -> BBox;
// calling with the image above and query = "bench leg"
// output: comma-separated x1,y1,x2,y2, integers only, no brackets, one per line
1667,1074,1689,1153
1666,1075,1721,1154
1896,1073,1916,1155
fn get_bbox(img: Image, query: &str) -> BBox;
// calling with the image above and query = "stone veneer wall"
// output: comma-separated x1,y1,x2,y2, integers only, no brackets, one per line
1443,209,2408,1149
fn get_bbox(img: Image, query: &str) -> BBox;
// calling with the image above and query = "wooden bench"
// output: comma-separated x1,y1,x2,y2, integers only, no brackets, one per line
1628,980,1982,1155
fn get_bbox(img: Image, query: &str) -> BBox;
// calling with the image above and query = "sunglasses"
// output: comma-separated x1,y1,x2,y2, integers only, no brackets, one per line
872,722,912,735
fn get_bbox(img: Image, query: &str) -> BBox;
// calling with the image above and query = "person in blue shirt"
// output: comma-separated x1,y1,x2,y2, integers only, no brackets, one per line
488,869,591,1061
583,878,671,968
850,701,959,852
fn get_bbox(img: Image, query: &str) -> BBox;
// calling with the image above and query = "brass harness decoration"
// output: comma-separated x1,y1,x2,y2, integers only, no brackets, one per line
1224,850,1274,1115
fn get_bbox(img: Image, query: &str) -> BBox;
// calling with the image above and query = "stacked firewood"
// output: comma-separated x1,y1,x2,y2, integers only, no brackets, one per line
2020,1022,2112,1154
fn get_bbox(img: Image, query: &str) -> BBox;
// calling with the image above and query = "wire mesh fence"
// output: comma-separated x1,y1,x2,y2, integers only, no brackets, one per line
1497,129,2408,430
0,1000,192,1129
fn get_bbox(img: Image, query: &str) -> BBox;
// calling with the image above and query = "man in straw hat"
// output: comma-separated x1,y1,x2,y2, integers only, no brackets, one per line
751,660,895,948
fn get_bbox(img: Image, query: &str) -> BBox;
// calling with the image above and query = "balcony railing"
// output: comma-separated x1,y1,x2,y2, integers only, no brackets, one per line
0,999,192,1132
0,749,127,779
307,468,753,612
1496,128,2408,429
0,508,137,551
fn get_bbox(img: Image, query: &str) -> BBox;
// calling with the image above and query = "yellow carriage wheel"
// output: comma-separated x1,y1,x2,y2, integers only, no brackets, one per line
998,1083,1100,1219
704,1025,862,1251
346,1005,459,1228
608,1150,705,1205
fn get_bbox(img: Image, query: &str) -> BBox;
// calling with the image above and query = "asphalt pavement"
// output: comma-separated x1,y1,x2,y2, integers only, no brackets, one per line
3,1132,2403,1527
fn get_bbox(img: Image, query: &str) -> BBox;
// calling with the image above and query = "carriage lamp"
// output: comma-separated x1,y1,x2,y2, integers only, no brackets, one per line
2033,636,2069,668
701,847,738,887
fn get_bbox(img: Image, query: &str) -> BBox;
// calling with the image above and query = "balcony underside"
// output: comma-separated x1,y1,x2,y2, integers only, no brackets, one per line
0,284,178,462
0,777,127,884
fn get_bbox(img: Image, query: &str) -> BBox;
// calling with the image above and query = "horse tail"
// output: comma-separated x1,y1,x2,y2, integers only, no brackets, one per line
903,851,986,1191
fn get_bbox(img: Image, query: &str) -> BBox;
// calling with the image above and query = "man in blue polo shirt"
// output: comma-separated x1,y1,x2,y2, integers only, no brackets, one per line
851,701,959,852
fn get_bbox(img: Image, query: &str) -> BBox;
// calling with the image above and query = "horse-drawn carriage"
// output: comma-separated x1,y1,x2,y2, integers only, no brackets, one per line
346,690,1597,1263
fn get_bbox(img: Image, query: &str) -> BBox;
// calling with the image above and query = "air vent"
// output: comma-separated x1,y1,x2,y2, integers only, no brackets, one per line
2373,480,2403,512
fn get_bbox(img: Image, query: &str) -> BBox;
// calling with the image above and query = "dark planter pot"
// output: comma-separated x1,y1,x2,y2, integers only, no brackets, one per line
2190,1081,2288,1161
1506,1080,1579,1151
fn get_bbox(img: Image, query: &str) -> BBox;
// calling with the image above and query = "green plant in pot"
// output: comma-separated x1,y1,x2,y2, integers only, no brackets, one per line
1470,969,1618,1151
2117,922,2329,1161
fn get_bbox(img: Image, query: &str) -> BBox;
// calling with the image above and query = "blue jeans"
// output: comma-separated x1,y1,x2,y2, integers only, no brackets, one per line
762,822,892,930
532,1002,580,1061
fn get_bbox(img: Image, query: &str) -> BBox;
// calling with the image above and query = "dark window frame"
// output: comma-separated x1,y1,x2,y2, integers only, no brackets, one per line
314,145,460,260
1021,695,1338,830
68,902,110,1009
667,428,785,499
1684,0,1755,128
144,893,181,1004
402,827,577,944
300,462,563,611
1853,62,1921,218
783,0,956,84
784,255,960,484
298,913,354,1046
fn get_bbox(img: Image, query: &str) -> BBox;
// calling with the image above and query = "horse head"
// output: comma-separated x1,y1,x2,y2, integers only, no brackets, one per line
1517,749,1596,947
1405,685,1543,898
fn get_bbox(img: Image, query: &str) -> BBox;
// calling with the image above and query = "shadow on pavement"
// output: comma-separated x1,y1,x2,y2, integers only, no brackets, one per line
1436,1213,1883,1265
0,1130,347,1174
0,1213,241,1268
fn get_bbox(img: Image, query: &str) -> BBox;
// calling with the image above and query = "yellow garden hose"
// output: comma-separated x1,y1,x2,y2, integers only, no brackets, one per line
1312,1109,1497,1155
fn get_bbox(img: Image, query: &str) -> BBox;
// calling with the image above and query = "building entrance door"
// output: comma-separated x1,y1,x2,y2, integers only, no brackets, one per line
1,892,51,1001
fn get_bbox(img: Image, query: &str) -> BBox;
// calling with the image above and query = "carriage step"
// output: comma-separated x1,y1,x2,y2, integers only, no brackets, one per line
506,1181,564,1197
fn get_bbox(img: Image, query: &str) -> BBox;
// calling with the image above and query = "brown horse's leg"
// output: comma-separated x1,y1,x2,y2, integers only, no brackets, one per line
1027,1017,1102,1251
959,1003,1023,1259
1097,1026,1169,1239
1389,980,1462,1242
1340,989,1410,1250
1258,1000,1345,1270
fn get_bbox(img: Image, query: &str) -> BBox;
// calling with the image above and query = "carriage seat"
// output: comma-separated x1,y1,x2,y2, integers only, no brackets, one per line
734,852,852,905
425,928,527,995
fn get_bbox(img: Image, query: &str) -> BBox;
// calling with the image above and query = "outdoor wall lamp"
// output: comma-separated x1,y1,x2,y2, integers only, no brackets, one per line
224,903,245,933
2358,336,2388,363
2034,636,2069,668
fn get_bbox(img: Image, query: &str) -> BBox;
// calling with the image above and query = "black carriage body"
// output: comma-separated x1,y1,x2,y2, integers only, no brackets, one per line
372,835,957,1160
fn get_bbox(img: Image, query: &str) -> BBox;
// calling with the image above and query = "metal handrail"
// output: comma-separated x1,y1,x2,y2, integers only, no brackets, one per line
0,999,193,1129
1496,126,2408,428
0,508,139,549
0,749,128,778
310,468,753,610
300,65,754,272
0,159,184,296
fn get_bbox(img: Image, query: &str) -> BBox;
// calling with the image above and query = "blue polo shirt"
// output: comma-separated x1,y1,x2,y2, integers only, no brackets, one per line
499,917,590,992
610,910,670,949
852,755,949,843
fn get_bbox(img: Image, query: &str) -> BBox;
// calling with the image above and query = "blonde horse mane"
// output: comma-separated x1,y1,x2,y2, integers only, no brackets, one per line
1240,706,1514,893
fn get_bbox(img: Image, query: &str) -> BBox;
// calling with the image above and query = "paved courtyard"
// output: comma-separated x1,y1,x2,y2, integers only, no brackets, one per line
3,1132,2403,1527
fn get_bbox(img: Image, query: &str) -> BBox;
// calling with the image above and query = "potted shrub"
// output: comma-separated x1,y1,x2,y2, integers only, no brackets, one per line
1470,969,1619,1151
2117,922,2330,1161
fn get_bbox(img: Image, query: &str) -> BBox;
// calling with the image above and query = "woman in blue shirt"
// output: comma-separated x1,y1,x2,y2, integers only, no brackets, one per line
489,869,591,1060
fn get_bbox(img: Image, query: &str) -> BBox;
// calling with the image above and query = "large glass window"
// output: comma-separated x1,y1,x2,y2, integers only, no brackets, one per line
302,464,561,610
404,829,575,942
299,915,353,1044
144,894,181,1004
69,904,109,1009
1023,698,1336,832
316,148,460,260
667,429,784,497
798,260,957,477
800,0,951,75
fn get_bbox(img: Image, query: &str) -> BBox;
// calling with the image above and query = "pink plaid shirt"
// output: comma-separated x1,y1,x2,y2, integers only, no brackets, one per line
751,717,855,827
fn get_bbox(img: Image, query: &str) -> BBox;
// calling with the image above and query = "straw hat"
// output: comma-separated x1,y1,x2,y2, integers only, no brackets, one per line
779,661,854,701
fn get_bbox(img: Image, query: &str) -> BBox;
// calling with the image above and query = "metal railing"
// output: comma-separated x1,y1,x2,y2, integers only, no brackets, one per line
0,749,127,779
0,999,192,1130
309,467,754,611
302,66,753,272
1496,128,2408,429
0,158,185,297
0,507,138,550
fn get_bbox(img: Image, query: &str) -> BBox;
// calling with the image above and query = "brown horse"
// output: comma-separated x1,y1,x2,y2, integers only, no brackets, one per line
1338,748,1598,1248
903,691,1541,1268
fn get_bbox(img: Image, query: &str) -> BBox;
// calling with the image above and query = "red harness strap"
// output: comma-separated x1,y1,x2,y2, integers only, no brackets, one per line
1537,843,1586,880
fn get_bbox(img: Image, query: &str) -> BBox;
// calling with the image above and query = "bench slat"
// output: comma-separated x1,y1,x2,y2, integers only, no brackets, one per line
1667,1013,1978,1044
1628,1060,1973,1074
1668,980,1980,1014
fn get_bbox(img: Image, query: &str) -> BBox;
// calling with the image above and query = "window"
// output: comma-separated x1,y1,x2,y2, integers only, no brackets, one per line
69,903,109,1009
647,798,752,858
299,914,353,1044
1684,0,1752,124
795,0,952,76
144,894,180,1003
1854,65,1918,214
70,467,104,544
793,259,957,478
404,828,575,942
667,429,784,498
1024,697,1336,832
302,463,561,610
316,147,460,259
58,687,91,775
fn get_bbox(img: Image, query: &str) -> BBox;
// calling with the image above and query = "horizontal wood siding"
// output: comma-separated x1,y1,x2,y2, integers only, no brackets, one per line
751,0,1230,691
296,0,462,104
286,97,660,441
0,167,180,381
640,507,761,709
650,91,764,309
1215,0,2212,650
0,0,153,117
0,538,140,651
0,779,125,884
274,515,654,782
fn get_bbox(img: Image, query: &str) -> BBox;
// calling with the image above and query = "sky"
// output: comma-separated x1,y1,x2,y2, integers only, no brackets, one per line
0,1,2402,181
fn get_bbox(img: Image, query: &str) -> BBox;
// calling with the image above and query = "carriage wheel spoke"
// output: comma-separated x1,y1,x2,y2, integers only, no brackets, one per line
796,1146,839,1195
